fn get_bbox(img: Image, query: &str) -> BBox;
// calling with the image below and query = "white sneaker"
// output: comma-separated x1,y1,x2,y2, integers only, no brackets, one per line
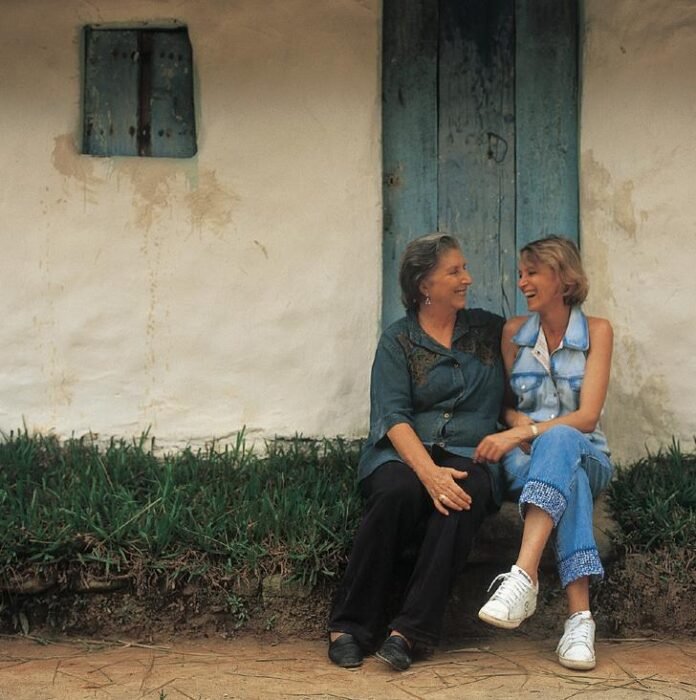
478,565,538,629
556,611,596,670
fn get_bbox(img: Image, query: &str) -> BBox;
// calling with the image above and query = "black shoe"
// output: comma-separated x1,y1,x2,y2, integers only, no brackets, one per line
375,635,412,671
328,633,363,668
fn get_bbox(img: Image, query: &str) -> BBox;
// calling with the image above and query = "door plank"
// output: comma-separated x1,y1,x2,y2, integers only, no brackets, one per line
438,0,516,317
515,0,579,312
382,0,439,327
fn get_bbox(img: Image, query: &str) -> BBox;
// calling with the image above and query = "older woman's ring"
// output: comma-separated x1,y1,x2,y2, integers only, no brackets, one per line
439,494,447,502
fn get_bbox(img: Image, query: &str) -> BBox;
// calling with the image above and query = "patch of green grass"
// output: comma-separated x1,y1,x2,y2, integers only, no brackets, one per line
607,438,696,552
0,430,362,590
226,593,250,628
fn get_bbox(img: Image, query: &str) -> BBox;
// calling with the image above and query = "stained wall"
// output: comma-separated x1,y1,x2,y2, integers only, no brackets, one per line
0,0,381,446
581,0,696,460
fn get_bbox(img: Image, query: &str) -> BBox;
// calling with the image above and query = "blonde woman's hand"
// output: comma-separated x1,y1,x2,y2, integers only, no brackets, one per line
474,426,532,463
503,408,534,429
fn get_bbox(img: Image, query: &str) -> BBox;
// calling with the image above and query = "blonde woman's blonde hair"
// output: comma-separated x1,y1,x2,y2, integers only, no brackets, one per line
520,235,588,306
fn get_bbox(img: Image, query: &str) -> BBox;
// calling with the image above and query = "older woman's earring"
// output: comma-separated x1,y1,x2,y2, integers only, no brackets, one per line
425,294,432,305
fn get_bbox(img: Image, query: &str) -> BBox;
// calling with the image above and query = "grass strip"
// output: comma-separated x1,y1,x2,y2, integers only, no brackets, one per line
607,438,696,553
0,430,362,590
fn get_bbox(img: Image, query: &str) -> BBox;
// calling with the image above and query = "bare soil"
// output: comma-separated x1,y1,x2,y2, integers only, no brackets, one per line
0,581,334,644
597,549,696,636
2,548,695,644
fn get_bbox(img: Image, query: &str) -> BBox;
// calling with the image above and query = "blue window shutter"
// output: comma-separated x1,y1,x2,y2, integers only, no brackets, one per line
150,30,197,158
82,26,197,158
83,28,139,157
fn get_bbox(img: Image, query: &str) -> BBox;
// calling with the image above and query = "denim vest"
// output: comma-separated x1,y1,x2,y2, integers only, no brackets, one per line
508,306,610,455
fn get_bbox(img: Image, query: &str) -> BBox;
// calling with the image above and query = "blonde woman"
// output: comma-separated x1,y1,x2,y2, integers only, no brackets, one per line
474,236,613,671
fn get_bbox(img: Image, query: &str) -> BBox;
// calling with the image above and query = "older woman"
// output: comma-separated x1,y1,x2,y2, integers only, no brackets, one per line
474,235,613,671
327,232,505,671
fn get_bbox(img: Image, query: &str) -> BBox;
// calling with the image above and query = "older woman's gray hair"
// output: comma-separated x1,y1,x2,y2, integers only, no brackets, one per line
399,232,461,312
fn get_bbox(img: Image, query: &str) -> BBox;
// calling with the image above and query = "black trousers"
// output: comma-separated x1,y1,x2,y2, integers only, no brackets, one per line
328,448,492,650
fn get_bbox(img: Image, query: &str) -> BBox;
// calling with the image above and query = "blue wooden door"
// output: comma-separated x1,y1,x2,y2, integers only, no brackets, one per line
382,0,578,326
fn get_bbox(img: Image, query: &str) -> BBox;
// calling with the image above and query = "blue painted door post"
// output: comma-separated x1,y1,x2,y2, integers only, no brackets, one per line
382,0,579,327
515,1,579,312
382,0,438,326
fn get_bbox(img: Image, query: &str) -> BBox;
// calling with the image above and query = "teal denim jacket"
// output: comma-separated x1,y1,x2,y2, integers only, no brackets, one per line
358,308,506,503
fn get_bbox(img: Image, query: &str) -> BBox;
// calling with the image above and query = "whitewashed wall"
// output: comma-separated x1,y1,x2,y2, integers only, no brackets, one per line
0,0,381,447
581,0,696,462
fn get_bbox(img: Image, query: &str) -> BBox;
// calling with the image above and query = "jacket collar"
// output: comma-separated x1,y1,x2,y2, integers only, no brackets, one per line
512,306,589,351
406,309,471,350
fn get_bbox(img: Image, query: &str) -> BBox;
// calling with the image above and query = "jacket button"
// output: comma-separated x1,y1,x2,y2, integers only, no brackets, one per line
443,412,451,419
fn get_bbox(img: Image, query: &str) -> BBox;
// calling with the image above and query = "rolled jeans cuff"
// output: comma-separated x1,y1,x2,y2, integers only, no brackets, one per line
519,479,566,526
558,548,605,588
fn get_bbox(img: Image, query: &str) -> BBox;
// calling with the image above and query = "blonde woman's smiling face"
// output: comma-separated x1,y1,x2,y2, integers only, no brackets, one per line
518,257,563,312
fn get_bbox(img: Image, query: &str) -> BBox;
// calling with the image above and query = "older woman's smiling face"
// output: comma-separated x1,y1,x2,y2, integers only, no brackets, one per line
419,248,472,312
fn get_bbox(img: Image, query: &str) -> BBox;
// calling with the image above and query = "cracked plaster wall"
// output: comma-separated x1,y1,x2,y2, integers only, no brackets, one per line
581,0,696,461
0,0,381,447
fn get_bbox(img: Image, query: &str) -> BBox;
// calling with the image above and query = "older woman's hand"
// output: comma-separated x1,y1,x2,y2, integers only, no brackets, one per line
416,464,472,516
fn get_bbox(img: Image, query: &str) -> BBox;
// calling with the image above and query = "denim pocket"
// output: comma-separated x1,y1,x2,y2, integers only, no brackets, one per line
569,375,584,392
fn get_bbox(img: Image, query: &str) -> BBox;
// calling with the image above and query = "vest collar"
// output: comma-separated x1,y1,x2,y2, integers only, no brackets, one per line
512,306,589,351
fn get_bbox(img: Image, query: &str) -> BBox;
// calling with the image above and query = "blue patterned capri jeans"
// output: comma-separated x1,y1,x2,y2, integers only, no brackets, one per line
503,425,613,587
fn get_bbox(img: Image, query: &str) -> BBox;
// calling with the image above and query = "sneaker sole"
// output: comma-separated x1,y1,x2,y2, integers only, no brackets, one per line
557,655,596,671
477,609,524,629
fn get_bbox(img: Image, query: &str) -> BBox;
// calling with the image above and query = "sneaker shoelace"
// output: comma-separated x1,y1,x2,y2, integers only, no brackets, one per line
486,570,530,605
560,616,593,653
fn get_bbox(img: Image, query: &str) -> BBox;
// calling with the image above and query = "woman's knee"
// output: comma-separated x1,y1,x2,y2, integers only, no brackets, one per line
530,427,590,472
364,462,423,513
533,424,583,450
455,466,491,508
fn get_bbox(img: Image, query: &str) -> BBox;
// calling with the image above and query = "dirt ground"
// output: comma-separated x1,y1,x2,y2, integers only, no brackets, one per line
0,634,694,700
